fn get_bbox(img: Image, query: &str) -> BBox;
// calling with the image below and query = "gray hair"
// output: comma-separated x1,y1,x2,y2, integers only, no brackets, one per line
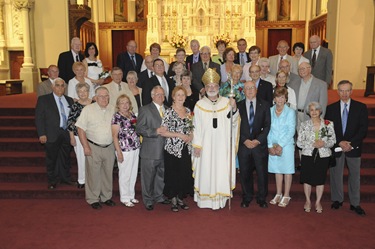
126,71,138,81
306,101,322,115
75,82,90,94
95,86,109,95
200,46,211,54
258,57,270,66
151,85,164,96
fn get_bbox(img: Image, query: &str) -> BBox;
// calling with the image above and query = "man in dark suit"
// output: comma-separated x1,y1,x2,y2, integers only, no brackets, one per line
137,55,154,89
136,86,170,210
238,80,271,208
234,38,250,66
191,46,221,96
141,58,174,106
304,35,333,87
35,78,74,189
325,80,368,216
249,65,273,106
186,39,201,71
116,40,143,81
57,37,84,83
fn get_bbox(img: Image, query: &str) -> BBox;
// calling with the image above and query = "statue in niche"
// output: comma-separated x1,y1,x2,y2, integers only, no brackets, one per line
256,0,268,21
136,0,145,21
278,0,290,20
114,0,126,22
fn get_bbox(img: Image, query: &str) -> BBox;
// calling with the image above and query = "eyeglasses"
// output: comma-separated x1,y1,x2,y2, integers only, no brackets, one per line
250,70,260,73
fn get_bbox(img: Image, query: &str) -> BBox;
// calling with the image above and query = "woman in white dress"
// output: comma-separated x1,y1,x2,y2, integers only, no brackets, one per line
83,42,105,88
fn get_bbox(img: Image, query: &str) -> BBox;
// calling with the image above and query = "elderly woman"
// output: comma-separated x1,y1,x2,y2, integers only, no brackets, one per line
180,70,199,111
259,57,276,87
297,101,336,213
67,62,95,101
219,64,245,103
83,42,105,87
160,86,194,212
67,82,94,189
168,48,186,76
111,94,141,207
140,42,169,73
292,42,309,65
242,46,261,81
126,71,142,108
220,47,237,84
169,62,186,86
212,40,227,65
274,70,297,110
268,87,296,207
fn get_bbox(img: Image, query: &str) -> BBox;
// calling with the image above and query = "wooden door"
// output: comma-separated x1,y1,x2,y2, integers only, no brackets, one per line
9,51,24,79
112,30,135,67
267,29,292,57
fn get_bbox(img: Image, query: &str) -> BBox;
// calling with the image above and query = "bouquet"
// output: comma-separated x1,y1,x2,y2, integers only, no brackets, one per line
213,33,231,46
183,112,194,134
99,70,110,79
169,34,188,48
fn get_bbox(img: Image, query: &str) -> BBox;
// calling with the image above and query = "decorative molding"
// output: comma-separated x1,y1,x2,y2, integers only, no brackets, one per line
98,22,147,30
256,20,306,29
13,0,34,10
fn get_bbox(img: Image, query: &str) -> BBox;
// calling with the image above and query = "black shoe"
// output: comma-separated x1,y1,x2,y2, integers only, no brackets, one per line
258,200,268,208
77,183,85,189
350,205,366,216
145,204,154,211
48,184,56,189
171,204,179,212
102,199,116,207
240,201,250,208
160,199,171,204
331,201,343,209
91,202,102,210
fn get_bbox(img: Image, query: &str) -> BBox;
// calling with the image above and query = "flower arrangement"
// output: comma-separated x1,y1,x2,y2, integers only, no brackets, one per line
130,116,137,128
213,33,231,46
183,113,194,134
99,70,110,79
320,120,332,138
169,34,188,48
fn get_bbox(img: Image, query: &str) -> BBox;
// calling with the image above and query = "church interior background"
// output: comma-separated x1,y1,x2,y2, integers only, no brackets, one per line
0,0,374,93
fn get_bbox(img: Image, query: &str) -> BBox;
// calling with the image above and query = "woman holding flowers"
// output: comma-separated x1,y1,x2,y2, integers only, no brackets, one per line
83,42,105,88
160,86,194,212
297,101,336,213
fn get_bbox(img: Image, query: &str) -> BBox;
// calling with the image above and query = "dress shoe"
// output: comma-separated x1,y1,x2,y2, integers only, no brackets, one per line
91,202,102,210
160,199,171,204
331,201,343,209
48,184,56,189
77,183,85,189
145,204,154,211
350,205,366,216
240,201,250,208
171,204,179,212
102,199,116,207
257,200,268,208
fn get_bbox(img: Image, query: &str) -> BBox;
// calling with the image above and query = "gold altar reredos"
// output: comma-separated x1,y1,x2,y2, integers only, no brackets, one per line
146,0,256,56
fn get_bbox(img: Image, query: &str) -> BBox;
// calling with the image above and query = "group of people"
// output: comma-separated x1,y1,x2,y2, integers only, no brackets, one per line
34,34,368,216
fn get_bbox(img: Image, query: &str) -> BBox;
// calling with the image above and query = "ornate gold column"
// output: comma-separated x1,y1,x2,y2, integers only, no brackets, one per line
14,0,38,93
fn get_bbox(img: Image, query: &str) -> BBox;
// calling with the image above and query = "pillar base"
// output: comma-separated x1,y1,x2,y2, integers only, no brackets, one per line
20,67,39,93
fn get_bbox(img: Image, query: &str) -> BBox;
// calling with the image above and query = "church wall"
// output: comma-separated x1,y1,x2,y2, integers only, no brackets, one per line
327,0,374,89
34,0,70,69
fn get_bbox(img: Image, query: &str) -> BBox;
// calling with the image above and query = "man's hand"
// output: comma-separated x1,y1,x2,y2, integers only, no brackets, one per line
39,135,47,144
244,139,260,149
194,148,201,157
339,141,352,152
83,147,92,156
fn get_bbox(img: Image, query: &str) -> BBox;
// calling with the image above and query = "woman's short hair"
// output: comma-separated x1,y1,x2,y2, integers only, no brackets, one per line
172,85,187,98
258,57,270,66
273,86,288,102
293,42,305,53
75,82,90,94
275,70,289,85
149,43,161,53
115,94,133,112
306,101,322,115
72,61,85,72
84,42,99,57
180,70,192,81
126,71,138,81
175,48,186,55
249,45,261,54
215,40,227,49
223,47,237,63
231,64,243,75
172,62,186,73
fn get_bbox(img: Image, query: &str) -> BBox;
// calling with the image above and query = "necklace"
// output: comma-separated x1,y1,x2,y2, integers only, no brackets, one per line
275,107,283,114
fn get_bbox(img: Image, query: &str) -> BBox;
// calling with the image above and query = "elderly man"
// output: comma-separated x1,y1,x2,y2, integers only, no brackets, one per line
304,35,333,87
238,80,271,208
269,40,298,76
234,38,250,66
37,65,62,97
325,80,368,216
288,62,328,130
104,67,139,114
191,46,221,96
76,87,116,210
57,37,84,83
116,40,144,81
136,86,170,211
192,68,239,210
186,39,201,70
35,78,74,189
278,59,300,86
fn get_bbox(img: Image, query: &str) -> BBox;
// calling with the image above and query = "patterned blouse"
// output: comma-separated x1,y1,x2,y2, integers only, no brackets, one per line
219,81,245,103
162,107,193,158
67,101,92,136
111,112,141,152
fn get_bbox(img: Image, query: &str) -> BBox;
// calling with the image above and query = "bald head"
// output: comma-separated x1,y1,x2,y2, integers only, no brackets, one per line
309,35,321,49
277,40,289,56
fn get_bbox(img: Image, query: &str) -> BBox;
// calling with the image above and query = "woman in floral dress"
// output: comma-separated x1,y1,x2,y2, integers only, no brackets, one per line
219,64,245,103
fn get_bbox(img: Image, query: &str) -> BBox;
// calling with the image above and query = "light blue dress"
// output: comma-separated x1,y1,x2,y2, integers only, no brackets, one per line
267,105,296,174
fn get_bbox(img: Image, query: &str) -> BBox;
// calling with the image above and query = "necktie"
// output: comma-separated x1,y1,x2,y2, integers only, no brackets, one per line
249,101,254,134
204,62,208,71
131,55,136,68
118,84,122,91
311,49,317,68
76,55,80,62
161,77,169,101
342,103,348,134
240,54,245,66
159,106,164,118
59,97,67,130
280,56,283,62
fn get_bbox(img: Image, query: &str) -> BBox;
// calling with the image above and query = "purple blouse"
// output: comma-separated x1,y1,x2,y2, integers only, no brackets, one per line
111,112,141,152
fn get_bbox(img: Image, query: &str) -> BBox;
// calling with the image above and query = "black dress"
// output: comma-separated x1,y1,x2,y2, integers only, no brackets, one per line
300,149,330,186
183,86,200,112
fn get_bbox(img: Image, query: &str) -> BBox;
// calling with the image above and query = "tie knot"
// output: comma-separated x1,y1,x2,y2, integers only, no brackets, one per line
344,103,348,108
